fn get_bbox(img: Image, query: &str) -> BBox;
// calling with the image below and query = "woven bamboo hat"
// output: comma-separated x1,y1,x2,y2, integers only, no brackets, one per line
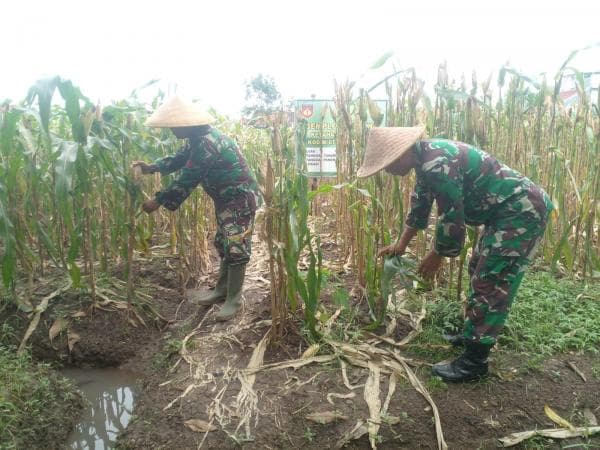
357,126,425,178
145,95,215,128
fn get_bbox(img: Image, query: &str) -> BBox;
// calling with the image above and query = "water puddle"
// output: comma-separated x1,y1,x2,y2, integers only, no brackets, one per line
62,368,141,450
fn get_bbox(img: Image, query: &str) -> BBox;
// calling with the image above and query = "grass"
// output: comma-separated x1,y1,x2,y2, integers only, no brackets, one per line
408,269,600,359
0,335,83,449
501,271,600,354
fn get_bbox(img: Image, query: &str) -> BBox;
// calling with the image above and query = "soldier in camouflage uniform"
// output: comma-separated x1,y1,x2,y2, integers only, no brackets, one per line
358,127,553,382
134,96,260,321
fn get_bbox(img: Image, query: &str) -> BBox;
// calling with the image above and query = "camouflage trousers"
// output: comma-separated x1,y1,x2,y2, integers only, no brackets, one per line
214,191,258,266
463,186,553,346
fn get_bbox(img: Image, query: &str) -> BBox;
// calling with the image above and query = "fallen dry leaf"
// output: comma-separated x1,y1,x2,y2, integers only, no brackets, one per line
566,361,587,382
301,343,320,359
484,416,502,429
49,317,69,342
305,411,348,424
335,420,368,449
544,405,575,431
498,426,600,447
67,331,80,352
364,360,382,449
326,392,356,405
184,419,218,433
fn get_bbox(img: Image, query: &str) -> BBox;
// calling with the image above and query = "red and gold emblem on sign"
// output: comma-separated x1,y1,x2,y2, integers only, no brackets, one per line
300,104,313,118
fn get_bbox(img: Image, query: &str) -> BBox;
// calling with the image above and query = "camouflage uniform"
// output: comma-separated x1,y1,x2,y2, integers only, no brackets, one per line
154,127,261,265
406,139,553,346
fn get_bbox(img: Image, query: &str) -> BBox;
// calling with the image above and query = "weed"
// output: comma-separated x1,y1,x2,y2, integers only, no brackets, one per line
591,362,600,379
303,426,316,443
520,353,546,373
426,375,448,391
500,271,600,354
0,344,83,448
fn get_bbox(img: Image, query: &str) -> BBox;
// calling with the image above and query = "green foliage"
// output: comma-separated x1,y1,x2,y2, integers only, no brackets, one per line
412,270,600,358
501,272,600,354
0,342,83,449
303,426,316,443
242,73,282,121
425,375,448,392
282,120,323,340
378,255,419,324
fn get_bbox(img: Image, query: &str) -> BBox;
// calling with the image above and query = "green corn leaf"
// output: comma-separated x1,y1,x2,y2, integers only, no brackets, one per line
54,140,79,203
25,76,60,134
57,78,91,145
0,190,16,288
370,51,394,70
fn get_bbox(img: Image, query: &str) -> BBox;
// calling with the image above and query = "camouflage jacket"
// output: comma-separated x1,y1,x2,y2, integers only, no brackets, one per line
406,139,551,257
153,127,260,211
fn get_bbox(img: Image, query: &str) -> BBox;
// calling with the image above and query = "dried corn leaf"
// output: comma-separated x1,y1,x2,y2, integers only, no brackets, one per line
327,392,356,405
544,405,575,430
381,373,397,414
393,355,448,450
335,420,368,449
364,361,382,449
18,313,41,354
302,343,320,359
498,426,600,447
242,354,335,374
184,419,218,432
235,329,269,438
306,411,348,424
67,331,80,352
566,361,587,382
49,317,69,342
163,384,197,411
70,310,87,318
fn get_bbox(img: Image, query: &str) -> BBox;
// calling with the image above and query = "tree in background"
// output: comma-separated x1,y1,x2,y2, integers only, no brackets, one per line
242,74,282,127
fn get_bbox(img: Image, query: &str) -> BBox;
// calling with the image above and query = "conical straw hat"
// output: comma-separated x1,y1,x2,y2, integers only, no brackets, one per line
145,95,215,128
357,126,425,178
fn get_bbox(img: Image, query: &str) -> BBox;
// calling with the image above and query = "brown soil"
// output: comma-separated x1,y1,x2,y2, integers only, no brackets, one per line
2,235,599,450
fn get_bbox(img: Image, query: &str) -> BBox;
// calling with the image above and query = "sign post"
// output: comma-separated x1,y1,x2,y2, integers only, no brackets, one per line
295,99,387,178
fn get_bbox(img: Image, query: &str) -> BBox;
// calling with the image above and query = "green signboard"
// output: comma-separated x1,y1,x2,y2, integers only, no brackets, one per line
295,99,387,177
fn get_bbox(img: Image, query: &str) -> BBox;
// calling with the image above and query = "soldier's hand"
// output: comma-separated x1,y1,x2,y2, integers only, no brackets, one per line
132,161,157,175
142,199,160,214
417,250,443,280
377,243,405,258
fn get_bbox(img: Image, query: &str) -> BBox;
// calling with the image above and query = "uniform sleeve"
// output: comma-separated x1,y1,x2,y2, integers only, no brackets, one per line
154,142,191,175
406,176,434,229
155,176,198,211
154,143,202,211
431,161,465,257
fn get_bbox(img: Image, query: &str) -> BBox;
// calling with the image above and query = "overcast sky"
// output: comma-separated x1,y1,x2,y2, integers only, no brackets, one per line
2,0,599,115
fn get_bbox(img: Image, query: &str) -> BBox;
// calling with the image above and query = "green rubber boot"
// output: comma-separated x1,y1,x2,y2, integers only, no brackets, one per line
189,261,228,305
215,264,246,321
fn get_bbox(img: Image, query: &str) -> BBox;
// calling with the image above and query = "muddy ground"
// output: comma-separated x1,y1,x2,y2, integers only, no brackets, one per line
2,238,599,450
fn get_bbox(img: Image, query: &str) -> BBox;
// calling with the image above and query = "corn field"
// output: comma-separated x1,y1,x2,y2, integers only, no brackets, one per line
1,53,599,339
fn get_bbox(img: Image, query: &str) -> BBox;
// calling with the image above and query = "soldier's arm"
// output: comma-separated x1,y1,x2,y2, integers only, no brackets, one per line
406,176,434,230
154,167,202,211
153,142,192,175
431,161,465,257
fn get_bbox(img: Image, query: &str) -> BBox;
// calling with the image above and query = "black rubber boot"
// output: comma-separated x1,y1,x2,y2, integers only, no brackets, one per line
432,341,491,382
442,333,466,347
187,261,228,305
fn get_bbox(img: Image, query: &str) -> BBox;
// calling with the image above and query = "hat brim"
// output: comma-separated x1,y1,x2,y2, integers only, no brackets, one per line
357,126,425,178
145,95,215,128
